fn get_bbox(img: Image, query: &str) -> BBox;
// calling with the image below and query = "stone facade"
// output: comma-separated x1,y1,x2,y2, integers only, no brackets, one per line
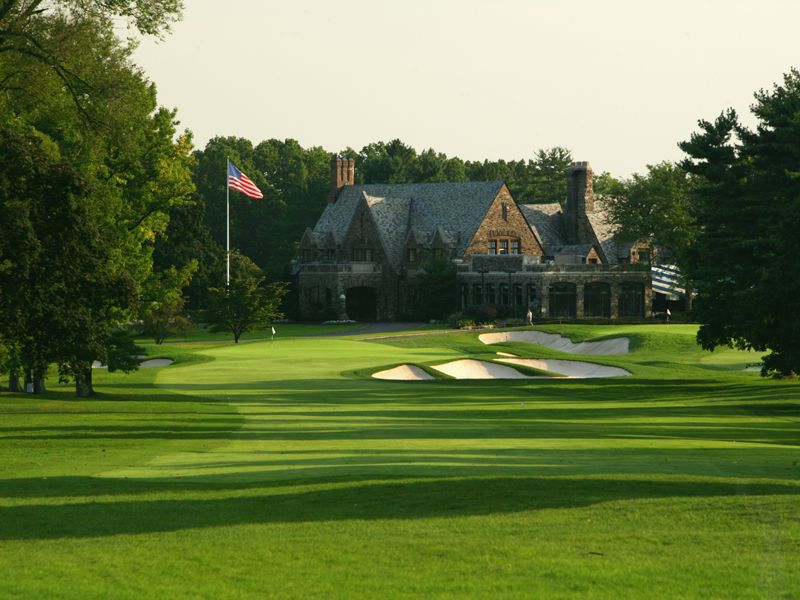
456,257,651,320
463,185,543,258
296,157,653,321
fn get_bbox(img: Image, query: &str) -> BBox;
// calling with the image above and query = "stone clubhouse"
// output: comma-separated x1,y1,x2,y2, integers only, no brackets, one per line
296,157,653,321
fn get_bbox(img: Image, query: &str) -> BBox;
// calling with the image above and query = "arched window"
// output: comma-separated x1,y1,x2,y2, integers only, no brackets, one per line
499,283,509,305
526,284,537,308
486,283,496,305
584,282,611,317
473,284,483,305
549,283,577,318
619,282,645,317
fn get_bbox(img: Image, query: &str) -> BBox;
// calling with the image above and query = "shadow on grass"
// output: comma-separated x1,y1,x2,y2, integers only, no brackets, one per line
0,475,798,541
96,377,800,407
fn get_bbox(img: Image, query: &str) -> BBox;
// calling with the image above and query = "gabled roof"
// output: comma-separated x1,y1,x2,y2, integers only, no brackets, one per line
363,192,412,272
313,181,505,269
321,230,337,248
520,203,565,252
521,200,626,263
587,198,619,264
300,227,317,248
554,244,595,256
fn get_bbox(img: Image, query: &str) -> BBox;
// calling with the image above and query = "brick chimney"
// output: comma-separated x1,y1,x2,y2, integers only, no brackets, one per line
328,155,355,203
564,161,593,244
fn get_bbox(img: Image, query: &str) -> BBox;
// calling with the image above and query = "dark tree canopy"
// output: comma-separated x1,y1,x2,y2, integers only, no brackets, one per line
679,69,800,377
603,161,696,263
0,5,193,395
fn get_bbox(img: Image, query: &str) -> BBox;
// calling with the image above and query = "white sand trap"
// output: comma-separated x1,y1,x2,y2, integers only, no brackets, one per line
372,364,434,381
139,359,174,368
498,358,630,378
432,359,539,379
480,331,629,355
496,351,518,357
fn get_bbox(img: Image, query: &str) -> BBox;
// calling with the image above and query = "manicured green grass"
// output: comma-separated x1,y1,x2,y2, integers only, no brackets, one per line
0,325,798,598
149,321,366,343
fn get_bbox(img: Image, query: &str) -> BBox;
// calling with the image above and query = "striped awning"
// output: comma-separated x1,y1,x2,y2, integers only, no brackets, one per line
651,264,685,300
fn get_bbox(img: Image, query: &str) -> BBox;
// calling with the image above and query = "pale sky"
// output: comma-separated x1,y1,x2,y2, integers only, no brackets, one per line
131,0,800,177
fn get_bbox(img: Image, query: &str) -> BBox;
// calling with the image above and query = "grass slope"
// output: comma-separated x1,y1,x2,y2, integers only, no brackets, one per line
0,325,798,599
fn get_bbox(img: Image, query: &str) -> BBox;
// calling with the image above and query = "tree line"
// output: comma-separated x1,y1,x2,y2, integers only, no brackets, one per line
0,1,286,396
1,0,797,388
161,72,800,378
186,139,622,290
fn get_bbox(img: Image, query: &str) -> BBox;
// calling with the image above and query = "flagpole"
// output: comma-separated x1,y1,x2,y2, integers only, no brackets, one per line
226,158,230,286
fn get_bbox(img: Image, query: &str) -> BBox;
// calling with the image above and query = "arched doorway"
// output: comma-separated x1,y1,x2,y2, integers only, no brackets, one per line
584,282,611,317
346,287,377,321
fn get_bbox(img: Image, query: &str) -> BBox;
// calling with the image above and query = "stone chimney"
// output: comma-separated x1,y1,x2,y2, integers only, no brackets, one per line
564,161,593,244
328,155,355,203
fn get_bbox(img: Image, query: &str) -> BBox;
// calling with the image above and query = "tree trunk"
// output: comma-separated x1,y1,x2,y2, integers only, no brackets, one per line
75,366,94,397
24,366,33,393
8,371,20,393
33,364,47,394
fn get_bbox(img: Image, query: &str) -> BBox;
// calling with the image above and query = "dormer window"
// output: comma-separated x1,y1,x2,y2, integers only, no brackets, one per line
407,247,417,263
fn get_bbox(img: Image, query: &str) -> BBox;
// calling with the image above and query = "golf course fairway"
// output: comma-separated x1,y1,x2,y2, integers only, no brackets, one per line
0,324,798,598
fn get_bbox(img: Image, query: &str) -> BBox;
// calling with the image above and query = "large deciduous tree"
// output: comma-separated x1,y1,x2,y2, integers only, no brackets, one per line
0,6,194,394
603,162,696,263
679,69,800,377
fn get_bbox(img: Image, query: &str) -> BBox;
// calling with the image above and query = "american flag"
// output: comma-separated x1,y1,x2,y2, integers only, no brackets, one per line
227,161,264,199
651,264,685,300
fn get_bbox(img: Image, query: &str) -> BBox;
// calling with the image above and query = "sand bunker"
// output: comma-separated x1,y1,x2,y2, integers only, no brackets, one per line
372,364,435,381
431,359,540,379
375,348,631,381
480,331,629,355
92,358,174,369
140,359,174,368
498,358,630,378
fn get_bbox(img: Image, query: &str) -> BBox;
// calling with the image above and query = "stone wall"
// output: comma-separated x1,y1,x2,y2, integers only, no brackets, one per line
456,264,651,319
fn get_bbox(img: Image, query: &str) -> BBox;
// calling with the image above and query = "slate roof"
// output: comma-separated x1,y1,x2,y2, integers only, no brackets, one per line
363,193,411,272
310,181,627,269
587,198,620,264
554,244,594,256
521,200,625,264
312,181,505,272
519,203,565,252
